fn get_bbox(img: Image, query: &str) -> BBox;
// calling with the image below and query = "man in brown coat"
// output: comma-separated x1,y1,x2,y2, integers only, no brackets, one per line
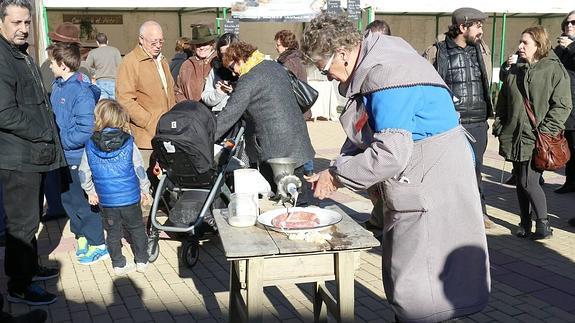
175,24,217,102
116,20,175,157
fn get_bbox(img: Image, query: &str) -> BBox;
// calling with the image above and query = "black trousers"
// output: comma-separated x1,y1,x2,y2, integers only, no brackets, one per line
0,170,41,293
101,203,149,267
513,160,547,221
462,121,488,215
564,130,575,185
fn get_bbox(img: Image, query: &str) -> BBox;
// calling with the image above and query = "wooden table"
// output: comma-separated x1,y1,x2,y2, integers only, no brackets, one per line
213,205,380,323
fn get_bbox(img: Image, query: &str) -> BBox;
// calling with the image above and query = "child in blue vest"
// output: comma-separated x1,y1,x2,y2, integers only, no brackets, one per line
79,99,151,275
48,42,108,265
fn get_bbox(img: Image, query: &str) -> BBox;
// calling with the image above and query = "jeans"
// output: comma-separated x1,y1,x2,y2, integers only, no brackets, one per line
96,79,116,100
101,202,149,267
0,170,41,293
60,166,105,246
462,121,488,215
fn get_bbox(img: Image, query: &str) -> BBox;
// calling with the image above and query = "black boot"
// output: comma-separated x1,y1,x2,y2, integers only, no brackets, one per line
516,219,532,238
530,219,553,240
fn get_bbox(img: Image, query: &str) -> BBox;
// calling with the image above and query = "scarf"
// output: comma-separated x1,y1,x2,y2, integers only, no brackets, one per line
239,50,265,76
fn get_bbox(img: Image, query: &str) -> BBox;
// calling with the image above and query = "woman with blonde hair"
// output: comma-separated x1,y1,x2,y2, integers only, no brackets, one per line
302,13,489,322
79,99,151,275
214,41,315,206
493,26,572,239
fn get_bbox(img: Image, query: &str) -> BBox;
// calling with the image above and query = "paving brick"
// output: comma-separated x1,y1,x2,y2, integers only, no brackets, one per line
531,289,575,312
129,308,154,322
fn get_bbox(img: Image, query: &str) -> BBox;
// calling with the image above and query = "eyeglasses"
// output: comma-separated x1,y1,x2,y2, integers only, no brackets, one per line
566,20,575,27
320,53,335,76
228,61,236,72
140,36,164,47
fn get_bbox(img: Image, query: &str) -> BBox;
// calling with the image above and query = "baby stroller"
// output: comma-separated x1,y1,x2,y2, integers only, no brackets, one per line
147,101,244,268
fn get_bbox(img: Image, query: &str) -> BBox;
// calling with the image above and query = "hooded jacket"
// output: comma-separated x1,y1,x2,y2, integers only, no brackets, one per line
493,51,572,162
0,35,66,172
51,72,101,165
81,128,150,208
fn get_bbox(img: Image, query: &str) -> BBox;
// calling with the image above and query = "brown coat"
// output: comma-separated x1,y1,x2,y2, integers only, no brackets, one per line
116,46,176,149
175,52,216,102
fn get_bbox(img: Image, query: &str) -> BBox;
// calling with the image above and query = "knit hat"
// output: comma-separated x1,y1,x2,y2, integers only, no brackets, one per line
452,7,487,25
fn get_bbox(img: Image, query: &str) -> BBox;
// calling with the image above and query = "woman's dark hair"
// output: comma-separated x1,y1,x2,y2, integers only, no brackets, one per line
216,32,239,60
223,41,257,68
365,20,391,35
561,10,575,32
274,30,299,50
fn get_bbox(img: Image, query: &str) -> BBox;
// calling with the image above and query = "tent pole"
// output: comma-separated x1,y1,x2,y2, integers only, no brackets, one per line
435,15,439,39
216,8,220,35
178,10,182,37
490,13,496,70
43,2,50,46
498,13,507,90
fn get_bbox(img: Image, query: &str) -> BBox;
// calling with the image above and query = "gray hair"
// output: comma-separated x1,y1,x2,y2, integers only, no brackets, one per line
0,0,32,21
301,13,362,63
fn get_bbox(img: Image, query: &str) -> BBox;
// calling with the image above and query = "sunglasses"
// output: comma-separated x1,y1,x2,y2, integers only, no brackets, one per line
566,20,575,26
228,61,236,72
320,53,335,76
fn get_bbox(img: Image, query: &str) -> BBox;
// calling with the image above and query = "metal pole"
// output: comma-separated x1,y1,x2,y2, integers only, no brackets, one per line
43,3,50,46
498,13,507,90
216,8,221,35
178,10,182,37
490,13,497,93
435,15,439,39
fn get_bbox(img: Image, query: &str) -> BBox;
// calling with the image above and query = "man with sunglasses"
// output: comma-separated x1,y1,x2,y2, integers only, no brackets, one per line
423,7,494,229
116,20,175,167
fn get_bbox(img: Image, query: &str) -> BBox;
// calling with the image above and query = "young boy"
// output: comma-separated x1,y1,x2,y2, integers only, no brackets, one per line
79,99,151,275
49,42,108,264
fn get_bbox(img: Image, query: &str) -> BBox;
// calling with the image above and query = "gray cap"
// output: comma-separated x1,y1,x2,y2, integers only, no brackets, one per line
452,7,487,25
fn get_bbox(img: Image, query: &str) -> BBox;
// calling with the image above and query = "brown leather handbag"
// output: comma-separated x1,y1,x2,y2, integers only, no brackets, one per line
523,97,570,171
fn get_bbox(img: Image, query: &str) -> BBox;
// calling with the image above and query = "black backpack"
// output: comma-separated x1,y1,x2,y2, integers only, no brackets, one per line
152,101,216,187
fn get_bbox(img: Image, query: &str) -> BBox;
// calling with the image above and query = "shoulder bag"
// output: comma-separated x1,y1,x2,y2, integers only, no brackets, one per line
522,97,570,171
282,66,319,113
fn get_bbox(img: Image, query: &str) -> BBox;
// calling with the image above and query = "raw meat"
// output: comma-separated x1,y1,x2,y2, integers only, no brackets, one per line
271,211,320,229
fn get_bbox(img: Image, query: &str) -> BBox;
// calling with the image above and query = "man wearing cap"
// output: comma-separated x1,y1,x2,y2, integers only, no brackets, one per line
85,32,122,99
175,24,217,102
423,7,494,229
116,20,175,158
0,0,66,305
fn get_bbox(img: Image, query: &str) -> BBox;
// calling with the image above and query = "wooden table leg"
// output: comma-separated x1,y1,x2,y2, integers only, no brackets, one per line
229,261,241,322
335,252,356,323
246,257,264,322
314,281,328,323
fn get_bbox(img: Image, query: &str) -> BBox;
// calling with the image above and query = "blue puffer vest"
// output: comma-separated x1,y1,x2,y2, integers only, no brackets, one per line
86,131,140,208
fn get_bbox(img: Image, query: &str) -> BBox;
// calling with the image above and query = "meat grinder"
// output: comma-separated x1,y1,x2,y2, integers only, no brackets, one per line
267,157,302,205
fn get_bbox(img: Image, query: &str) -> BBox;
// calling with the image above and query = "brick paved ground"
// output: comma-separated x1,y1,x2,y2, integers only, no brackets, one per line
1,120,574,322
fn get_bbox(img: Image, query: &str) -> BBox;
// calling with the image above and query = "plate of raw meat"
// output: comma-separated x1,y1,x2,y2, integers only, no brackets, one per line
258,207,343,232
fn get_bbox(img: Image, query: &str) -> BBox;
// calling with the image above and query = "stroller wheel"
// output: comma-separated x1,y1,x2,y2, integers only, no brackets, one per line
147,237,160,263
181,238,199,268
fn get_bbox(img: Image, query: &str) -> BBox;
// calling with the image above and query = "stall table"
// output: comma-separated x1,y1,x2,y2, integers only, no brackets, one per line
213,205,380,323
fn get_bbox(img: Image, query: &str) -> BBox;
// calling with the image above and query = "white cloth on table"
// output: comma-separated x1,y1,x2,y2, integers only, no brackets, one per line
308,80,341,120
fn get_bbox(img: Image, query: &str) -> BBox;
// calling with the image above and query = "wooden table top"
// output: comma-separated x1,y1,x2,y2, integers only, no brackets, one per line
214,204,380,259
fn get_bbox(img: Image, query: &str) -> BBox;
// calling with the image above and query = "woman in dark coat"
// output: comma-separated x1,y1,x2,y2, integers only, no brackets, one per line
554,10,575,198
214,41,315,206
169,37,192,81
493,26,572,239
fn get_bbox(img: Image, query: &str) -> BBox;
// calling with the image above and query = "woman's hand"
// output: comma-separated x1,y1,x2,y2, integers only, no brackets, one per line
558,36,573,48
217,81,233,94
305,169,342,199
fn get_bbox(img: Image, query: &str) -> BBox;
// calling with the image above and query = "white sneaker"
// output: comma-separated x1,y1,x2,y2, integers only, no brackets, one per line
136,262,149,273
113,263,136,276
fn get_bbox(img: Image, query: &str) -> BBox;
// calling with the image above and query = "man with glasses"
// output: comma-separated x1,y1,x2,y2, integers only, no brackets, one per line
116,20,175,167
175,24,217,102
424,7,494,229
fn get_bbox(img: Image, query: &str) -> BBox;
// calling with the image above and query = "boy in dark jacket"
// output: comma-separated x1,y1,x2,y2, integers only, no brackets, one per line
49,42,108,265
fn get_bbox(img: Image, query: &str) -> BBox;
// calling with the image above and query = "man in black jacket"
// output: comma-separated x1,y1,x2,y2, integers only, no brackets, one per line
0,0,66,306
424,7,494,229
